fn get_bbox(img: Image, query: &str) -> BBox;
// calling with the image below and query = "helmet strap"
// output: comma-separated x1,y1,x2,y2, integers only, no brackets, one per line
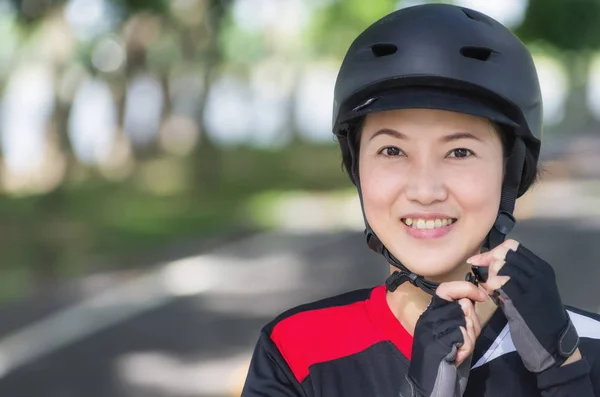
483,137,526,251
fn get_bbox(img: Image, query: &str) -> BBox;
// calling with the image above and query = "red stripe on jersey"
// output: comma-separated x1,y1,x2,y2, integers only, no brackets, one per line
366,285,413,360
271,285,413,383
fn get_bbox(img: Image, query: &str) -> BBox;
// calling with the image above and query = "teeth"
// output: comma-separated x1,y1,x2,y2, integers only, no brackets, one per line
403,218,455,230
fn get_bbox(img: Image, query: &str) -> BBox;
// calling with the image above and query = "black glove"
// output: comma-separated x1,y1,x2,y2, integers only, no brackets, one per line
408,295,470,397
491,245,579,372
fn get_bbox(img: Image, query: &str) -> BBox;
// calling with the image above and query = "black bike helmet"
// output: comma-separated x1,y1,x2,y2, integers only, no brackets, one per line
332,4,542,295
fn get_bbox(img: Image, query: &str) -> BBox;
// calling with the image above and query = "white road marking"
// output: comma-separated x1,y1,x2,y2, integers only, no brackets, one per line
0,231,348,380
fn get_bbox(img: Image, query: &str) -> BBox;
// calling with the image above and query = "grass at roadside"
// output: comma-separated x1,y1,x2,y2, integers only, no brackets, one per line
0,143,351,303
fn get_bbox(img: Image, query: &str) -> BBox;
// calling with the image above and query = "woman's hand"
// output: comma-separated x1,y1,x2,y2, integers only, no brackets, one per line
467,240,581,372
435,282,485,367
407,281,486,396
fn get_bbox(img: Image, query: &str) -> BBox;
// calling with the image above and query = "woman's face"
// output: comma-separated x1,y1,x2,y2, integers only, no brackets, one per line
358,108,504,280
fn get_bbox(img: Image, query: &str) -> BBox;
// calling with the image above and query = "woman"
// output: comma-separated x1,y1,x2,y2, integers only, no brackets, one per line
241,4,600,396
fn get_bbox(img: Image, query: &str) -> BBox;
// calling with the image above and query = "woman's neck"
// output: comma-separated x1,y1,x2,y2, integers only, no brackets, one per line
385,262,498,336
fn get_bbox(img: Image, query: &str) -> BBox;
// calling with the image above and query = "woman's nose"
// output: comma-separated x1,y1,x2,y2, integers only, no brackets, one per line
404,162,448,205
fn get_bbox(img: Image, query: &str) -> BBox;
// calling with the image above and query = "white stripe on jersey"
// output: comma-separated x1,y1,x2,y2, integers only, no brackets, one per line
569,310,600,339
471,322,513,369
472,309,600,369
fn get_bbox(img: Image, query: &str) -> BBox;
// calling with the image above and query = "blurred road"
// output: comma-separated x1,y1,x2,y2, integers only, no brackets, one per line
0,218,599,397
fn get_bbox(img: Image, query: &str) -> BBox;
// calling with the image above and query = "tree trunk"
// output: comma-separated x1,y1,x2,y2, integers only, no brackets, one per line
32,63,75,285
190,0,232,195
558,53,596,135
287,65,304,144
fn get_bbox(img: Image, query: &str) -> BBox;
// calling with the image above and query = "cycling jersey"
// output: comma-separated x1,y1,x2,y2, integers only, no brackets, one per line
242,285,600,396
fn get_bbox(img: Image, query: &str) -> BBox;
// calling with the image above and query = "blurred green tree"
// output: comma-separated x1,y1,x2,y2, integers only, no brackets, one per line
307,0,397,59
6,0,179,283
7,0,600,297
516,0,600,131
188,0,233,191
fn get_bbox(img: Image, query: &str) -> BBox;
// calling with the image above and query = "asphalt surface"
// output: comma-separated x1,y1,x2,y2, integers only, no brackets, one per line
1,218,600,397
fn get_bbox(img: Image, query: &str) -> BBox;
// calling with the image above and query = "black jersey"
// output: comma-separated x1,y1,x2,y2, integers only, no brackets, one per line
241,285,600,396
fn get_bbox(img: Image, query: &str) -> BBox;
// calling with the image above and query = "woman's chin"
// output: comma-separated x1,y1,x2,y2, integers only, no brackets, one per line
393,256,467,280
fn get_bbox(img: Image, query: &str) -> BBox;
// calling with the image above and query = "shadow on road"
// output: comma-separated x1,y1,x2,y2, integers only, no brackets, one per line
0,219,598,396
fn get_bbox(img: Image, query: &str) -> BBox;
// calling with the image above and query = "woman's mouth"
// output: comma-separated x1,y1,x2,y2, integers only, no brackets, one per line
400,217,457,239
401,218,457,229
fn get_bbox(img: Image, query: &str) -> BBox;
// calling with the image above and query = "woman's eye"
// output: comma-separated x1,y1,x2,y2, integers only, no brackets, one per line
447,148,473,159
379,147,403,157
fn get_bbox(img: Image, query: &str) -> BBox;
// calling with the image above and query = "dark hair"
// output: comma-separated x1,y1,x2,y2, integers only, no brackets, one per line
338,117,541,196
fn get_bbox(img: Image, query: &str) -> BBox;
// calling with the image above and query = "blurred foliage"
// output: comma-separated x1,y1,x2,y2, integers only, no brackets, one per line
0,143,347,302
9,0,64,24
517,0,600,131
308,0,397,58
0,0,599,304
517,0,600,52
110,0,170,15
220,18,268,66
11,0,169,24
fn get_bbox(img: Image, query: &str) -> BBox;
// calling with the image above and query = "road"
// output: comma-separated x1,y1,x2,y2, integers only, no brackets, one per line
0,218,599,397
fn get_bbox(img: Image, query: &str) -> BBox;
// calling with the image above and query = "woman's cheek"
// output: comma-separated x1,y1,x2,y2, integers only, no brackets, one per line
361,163,406,216
446,167,502,211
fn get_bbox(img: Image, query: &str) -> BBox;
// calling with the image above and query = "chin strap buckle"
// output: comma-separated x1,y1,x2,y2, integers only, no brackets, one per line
385,270,422,292
369,228,439,295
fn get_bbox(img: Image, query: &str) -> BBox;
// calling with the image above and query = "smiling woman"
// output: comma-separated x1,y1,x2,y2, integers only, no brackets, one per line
358,109,504,282
241,4,600,397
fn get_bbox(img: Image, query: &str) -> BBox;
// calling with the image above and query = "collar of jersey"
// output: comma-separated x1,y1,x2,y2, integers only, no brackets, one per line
365,285,414,360
365,284,508,365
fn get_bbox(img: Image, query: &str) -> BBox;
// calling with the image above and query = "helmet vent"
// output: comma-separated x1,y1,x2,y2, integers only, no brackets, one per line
460,46,495,61
461,8,493,25
370,43,397,58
